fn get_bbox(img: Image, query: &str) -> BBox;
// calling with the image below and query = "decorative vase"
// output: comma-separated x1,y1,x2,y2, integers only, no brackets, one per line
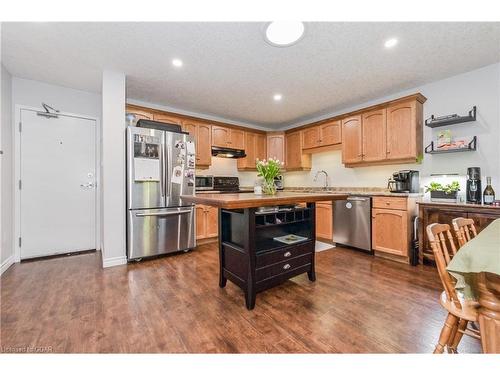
262,179,277,195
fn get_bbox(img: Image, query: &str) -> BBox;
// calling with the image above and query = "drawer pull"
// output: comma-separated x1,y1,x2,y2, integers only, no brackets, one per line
283,264,291,270
284,251,292,258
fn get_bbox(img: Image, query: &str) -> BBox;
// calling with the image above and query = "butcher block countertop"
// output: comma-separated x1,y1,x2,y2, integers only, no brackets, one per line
417,200,500,210
181,191,349,209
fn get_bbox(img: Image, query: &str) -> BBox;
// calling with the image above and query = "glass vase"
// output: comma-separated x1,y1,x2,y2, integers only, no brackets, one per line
262,179,277,195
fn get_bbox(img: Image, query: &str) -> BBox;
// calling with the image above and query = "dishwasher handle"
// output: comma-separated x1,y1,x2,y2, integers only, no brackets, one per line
347,197,370,202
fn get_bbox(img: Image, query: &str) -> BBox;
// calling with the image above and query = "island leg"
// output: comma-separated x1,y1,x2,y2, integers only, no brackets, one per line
307,202,317,282
218,207,227,288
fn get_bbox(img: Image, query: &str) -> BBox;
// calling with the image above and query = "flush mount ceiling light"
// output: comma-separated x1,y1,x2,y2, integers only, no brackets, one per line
384,38,398,48
273,93,283,101
265,21,305,47
172,58,183,67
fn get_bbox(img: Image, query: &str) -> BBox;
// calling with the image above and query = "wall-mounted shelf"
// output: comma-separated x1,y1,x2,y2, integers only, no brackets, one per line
425,106,476,128
425,136,477,154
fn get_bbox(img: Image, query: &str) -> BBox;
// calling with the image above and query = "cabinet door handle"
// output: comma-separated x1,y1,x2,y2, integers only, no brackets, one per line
284,251,292,258
283,263,291,270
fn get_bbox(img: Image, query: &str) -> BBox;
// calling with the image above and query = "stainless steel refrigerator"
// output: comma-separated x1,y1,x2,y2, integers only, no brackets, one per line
126,125,196,260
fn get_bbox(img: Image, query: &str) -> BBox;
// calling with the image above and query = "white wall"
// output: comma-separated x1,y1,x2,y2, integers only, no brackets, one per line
1,64,14,274
283,63,500,195
101,71,126,267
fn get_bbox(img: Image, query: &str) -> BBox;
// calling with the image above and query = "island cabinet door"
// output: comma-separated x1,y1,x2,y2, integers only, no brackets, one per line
320,120,341,146
372,208,408,256
341,115,362,164
316,201,333,240
302,126,321,149
205,207,219,238
212,125,230,147
386,100,416,160
196,205,207,240
362,109,386,162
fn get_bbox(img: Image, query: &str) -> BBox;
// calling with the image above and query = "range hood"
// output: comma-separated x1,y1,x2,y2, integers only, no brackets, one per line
211,146,246,159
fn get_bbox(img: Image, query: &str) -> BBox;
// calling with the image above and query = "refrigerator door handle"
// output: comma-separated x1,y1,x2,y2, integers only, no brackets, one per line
135,210,192,217
159,143,165,198
165,138,170,197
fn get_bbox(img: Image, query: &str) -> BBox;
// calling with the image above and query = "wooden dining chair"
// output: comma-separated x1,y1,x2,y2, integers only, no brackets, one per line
452,217,478,247
426,223,480,354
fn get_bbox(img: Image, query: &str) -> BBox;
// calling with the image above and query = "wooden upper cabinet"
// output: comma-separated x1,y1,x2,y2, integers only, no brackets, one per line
153,113,183,125
229,129,245,150
302,126,321,149
285,131,311,171
386,100,421,161
362,109,386,162
181,120,211,168
267,133,285,163
196,123,212,167
212,125,230,147
126,106,154,122
341,115,363,164
320,120,341,146
256,133,267,161
237,131,267,170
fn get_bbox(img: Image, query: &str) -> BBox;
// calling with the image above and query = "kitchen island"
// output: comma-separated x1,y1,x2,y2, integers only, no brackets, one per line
181,191,348,309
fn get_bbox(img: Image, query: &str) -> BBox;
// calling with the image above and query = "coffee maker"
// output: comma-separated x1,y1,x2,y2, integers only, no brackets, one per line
388,170,420,193
466,167,482,204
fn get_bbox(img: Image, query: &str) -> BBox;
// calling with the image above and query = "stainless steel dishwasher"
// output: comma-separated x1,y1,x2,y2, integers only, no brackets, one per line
333,196,372,253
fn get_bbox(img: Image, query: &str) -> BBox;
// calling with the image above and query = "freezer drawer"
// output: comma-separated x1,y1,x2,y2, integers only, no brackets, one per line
127,206,195,260
333,196,372,252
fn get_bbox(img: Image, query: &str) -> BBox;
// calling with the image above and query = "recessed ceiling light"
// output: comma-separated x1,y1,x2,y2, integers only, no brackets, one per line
273,94,283,101
265,21,305,47
384,38,398,48
172,58,183,67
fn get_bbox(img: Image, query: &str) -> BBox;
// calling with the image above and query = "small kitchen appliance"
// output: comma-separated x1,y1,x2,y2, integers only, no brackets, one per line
466,167,482,204
274,175,284,190
387,170,420,193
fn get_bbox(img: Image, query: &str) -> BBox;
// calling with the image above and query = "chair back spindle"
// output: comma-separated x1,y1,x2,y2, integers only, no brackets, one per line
452,217,478,247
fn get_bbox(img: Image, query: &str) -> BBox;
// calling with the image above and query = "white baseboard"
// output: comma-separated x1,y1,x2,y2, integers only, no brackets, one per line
102,255,127,268
1,255,15,276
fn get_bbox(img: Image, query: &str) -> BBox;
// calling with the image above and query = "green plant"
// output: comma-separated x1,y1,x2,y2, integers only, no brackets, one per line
425,181,461,194
256,158,284,195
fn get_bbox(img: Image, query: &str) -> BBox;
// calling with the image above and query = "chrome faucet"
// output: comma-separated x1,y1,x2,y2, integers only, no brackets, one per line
314,170,329,190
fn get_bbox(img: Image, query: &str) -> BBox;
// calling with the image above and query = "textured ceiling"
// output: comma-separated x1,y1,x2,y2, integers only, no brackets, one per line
2,22,500,129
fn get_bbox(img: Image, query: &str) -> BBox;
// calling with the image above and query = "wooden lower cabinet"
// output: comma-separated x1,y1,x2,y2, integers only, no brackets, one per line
315,201,333,240
196,205,218,240
371,196,416,263
372,208,408,257
418,203,500,264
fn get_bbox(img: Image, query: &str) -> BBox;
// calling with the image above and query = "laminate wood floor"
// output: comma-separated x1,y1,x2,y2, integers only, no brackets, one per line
0,244,482,353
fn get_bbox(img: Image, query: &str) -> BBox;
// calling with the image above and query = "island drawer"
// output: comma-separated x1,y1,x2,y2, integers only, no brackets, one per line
255,253,312,282
255,242,313,268
372,196,407,210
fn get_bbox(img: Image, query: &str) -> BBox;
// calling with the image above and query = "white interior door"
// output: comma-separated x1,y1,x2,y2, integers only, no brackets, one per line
20,109,96,259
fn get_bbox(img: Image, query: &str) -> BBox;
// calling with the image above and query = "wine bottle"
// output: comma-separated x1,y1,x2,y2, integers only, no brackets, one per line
483,177,495,205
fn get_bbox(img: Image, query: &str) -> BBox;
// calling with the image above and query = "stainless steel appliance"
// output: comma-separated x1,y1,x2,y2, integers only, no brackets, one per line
274,175,284,190
211,146,246,158
126,125,196,260
387,170,419,193
195,175,214,191
333,196,372,252
466,167,482,204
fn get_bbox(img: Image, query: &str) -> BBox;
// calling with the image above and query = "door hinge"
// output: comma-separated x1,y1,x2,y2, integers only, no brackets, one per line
18,179,22,190
19,237,22,247
19,122,22,132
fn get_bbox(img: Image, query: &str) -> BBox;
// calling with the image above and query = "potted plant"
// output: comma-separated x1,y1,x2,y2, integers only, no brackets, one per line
256,158,284,195
425,181,460,201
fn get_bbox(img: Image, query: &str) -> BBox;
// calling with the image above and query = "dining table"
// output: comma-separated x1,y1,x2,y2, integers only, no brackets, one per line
447,218,500,353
